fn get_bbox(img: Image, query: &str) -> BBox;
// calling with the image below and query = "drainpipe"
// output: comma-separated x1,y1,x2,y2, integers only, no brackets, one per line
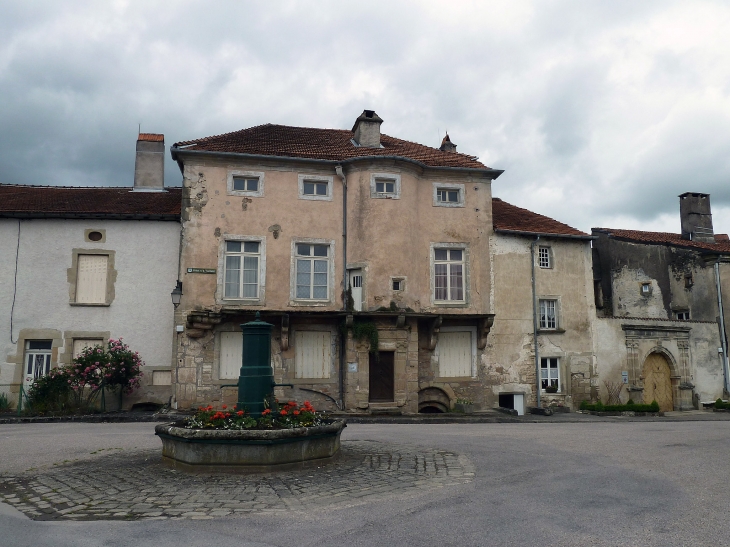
531,237,541,408
336,165,347,410
714,261,730,394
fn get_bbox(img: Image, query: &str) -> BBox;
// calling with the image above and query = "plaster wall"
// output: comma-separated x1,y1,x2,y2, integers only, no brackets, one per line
176,158,493,316
593,317,723,407
0,218,179,406
485,234,597,409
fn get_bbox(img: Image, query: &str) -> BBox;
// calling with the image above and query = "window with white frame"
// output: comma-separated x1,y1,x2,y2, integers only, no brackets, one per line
539,299,558,329
227,170,264,197
433,183,465,207
295,330,331,379
370,173,401,199
24,340,52,381
538,246,552,268
76,254,109,304
434,248,465,302
224,240,261,299
437,328,476,378
298,175,333,201
541,357,560,390
295,243,330,300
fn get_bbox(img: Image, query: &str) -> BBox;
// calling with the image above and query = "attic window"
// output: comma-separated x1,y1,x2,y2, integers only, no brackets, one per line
88,231,102,242
676,311,690,321
640,283,652,296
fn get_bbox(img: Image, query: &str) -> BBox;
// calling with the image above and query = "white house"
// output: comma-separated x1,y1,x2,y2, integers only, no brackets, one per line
0,134,181,409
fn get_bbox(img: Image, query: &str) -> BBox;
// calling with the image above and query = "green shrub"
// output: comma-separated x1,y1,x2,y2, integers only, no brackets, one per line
715,398,730,410
0,392,11,411
580,400,660,413
626,399,635,406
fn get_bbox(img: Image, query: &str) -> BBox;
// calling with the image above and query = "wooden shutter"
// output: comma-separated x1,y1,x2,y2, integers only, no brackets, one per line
76,255,108,304
295,331,331,379
219,332,243,380
438,331,472,377
73,339,102,359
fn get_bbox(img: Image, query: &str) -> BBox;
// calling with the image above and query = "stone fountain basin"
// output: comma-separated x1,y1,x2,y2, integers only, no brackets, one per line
155,419,346,470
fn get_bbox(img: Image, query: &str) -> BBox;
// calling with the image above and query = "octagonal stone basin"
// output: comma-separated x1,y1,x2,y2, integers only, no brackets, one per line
155,419,346,471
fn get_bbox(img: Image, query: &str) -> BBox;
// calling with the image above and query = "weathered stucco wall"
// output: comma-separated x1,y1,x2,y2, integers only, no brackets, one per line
593,317,724,407
0,217,180,407
486,233,597,409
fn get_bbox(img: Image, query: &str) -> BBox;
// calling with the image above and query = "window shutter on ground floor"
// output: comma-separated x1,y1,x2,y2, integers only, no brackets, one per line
219,331,243,380
438,331,472,377
72,339,103,359
295,331,331,379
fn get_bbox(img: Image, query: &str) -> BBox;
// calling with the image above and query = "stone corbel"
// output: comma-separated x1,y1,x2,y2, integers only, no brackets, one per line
477,315,495,350
428,316,443,351
281,314,290,351
395,314,406,328
185,310,222,338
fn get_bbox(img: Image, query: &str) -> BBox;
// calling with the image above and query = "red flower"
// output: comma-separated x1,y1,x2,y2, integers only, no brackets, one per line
293,410,300,416
222,404,227,409
237,410,244,416
262,409,271,416
280,409,287,416
288,401,295,407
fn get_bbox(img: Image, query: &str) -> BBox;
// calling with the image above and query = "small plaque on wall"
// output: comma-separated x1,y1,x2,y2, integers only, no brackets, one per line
348,362,358,373
187,268,216,274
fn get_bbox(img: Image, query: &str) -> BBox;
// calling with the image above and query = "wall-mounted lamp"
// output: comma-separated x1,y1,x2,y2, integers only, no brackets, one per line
170,280,183,308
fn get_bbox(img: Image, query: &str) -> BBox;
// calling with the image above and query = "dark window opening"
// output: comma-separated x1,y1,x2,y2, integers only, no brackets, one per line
418,405,444,414
88,231,102,242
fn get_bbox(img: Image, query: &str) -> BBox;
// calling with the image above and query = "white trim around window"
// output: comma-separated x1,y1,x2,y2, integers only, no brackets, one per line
540,356,561,391
298,174,333,201
432,182,465,208
227,170,265,198
430,242,469,306
217,235,266,304
290,237,336,305
538,246,552,269
370,173,401,199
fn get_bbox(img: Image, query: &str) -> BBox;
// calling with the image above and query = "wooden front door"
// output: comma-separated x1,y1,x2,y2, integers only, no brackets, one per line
642,353,673,412
369,351,394,402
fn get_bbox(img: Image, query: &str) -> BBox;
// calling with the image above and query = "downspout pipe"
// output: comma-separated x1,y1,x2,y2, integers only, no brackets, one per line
714,261,730,395
336,165,347,410
531,236,541,408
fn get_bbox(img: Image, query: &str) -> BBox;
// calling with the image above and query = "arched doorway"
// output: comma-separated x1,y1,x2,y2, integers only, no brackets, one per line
642,352,673,412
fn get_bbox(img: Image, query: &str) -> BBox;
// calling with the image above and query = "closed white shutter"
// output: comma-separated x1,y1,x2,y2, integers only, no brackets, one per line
73,339,102,359
295,331,331,379
76,255,108,304
220,332,243,379
438,331,472,377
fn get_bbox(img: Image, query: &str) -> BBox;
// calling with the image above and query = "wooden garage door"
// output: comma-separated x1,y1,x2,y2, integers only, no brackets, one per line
642,353,673,412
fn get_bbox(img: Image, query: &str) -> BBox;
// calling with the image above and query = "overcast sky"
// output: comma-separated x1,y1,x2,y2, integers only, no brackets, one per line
1,0,729,235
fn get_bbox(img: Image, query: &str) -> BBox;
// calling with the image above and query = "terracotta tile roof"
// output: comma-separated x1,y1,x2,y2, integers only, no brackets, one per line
138,133,164,142
0,184,181,219
592,227,730,253
173,124,494,170
491,198,590,238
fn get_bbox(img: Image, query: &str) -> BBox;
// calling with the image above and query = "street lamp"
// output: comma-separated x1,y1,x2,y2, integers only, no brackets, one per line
170,280,183,308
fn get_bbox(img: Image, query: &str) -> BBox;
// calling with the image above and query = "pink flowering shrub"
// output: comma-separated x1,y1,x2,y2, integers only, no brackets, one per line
26,338,144,415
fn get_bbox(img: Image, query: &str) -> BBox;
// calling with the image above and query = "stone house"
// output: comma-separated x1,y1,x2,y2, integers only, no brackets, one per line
0,134,181,409
592,192,730,411
169,111,510,413
488,198,598,413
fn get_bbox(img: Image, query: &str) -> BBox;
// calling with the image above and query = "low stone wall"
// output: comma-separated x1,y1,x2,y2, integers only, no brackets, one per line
155,419,346,469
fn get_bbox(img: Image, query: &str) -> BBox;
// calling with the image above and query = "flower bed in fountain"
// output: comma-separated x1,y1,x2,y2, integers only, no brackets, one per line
155,401,346,470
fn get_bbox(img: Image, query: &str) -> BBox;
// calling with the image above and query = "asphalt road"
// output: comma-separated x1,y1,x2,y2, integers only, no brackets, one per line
1,421,729,547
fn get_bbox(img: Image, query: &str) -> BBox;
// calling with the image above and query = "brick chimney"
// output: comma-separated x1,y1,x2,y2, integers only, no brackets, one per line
679,192,714,242
439,133,457,153
351,110,383,148
134,133,165,190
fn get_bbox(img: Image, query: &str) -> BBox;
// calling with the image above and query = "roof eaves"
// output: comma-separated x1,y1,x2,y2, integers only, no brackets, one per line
494,228,595,240
170,147,504,178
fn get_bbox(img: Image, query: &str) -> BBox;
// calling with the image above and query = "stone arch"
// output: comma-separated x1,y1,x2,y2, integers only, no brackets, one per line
418,386,451,413
641,351,674,412
640,346,680,378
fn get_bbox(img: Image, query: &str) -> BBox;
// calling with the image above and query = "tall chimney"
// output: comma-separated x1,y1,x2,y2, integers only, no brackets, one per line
439,133,457,153
134,133,165,190
351,110,383,148
679,192,714,242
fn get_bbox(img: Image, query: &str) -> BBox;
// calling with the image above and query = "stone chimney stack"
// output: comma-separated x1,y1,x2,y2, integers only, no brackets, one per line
679,192,714,242
439,133,457,153
352,110,383,148
134,133,165,190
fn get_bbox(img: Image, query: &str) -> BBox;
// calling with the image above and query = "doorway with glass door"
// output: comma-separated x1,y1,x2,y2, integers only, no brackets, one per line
22,340,53,392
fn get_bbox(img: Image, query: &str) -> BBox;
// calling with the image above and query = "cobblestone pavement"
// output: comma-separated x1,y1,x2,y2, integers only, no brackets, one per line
0,440,473,521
